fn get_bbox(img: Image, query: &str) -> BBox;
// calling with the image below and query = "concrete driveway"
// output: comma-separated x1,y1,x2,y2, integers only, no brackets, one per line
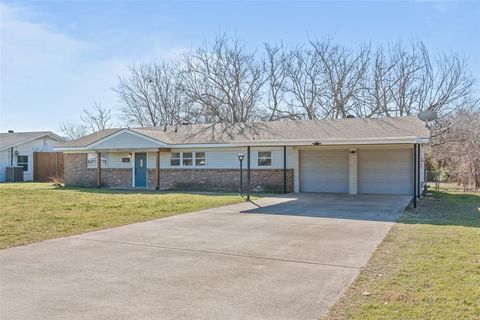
0,193,411,320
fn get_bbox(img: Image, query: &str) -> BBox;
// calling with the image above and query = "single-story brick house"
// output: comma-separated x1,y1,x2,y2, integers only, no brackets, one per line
56,116,429,198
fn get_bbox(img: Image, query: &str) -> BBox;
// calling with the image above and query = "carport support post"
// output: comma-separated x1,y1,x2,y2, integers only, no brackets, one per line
413,144,417,208
247,146,251,201
417,144,421,197
283,146,287,193
156,149,160,190
96,151,101,188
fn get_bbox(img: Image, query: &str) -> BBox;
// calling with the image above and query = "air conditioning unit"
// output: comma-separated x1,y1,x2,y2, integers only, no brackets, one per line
6,166,24,182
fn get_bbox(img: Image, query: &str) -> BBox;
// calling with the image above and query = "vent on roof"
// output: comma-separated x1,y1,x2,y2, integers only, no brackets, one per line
346,115,355,119
8,130,14,133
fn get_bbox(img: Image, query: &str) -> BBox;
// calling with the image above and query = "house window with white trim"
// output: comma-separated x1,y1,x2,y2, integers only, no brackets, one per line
170,152,207,167
182,152,193,166
87,153,107,168
17,155,28,171
195,152,206,166
258,151,272,166
170,152,181,166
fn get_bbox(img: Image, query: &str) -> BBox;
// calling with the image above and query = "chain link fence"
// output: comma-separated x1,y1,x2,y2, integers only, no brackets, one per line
427,170,478,192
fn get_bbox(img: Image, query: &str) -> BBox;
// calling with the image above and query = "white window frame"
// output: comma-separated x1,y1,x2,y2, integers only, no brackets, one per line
170,152,181,167
194,151,207,167
170,152,208,168
257,151,272,167
17,155,29,172
87,153,107,169
182,152,194,167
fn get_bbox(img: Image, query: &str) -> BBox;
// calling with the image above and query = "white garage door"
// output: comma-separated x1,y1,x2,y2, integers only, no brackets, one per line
358,148,413,195
300,150,349,193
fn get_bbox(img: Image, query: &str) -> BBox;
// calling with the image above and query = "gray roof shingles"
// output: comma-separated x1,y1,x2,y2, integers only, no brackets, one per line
57,116,429,148
0,131,64,150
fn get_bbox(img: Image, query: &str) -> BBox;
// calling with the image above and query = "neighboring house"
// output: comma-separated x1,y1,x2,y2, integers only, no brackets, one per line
55,116,429,196
0,131,65,182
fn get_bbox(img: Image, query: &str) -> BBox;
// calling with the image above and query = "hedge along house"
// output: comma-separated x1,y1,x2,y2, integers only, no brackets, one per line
56,116,429,201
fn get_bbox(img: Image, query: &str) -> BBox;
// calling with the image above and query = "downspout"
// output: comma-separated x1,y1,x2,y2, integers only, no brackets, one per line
10,147,14,166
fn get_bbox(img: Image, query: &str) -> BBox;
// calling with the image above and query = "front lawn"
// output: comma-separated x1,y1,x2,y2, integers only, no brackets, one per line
326,188,480,319
0,183,246,249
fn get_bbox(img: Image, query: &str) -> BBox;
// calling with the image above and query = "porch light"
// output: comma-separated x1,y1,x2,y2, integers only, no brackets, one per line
128,153,132,158
237,154,244,161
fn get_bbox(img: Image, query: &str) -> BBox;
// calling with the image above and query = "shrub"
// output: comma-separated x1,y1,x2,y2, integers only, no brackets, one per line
49,175,65,187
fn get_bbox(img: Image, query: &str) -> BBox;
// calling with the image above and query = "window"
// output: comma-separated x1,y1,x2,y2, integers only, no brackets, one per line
195,152,206,166
87,153,107,168
17,155,28,171
170,152,181,166
182,152,193,166
122,157,131,163
170,152,207,167
258,151,272,166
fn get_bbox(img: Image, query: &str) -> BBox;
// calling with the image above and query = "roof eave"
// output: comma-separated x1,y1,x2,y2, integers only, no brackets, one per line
0,132,66,151
227,136,430,146
55,136,430,151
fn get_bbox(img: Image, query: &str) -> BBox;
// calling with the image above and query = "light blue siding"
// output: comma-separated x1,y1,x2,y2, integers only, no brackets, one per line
94,132,162,150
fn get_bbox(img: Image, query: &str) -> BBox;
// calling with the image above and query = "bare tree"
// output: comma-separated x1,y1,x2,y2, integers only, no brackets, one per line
180,34,266,124
117,62,191,127
113,35,476,125
358,47,395,117
311,38,370,119
428,100,480,190
283,45,324,120
80,103,114,132
262,43,292,120
59,103,115,140
58,121,87,140
363,41,475,117
418,52,475,115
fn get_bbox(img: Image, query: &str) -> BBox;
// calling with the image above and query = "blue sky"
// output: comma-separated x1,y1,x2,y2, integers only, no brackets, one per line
1,0,479,133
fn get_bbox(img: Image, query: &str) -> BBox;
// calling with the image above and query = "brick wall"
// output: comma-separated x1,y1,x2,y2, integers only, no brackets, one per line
64,153,96,187
65,153,293,193
101,169,132,188
64,153,132,188
148,168,293,193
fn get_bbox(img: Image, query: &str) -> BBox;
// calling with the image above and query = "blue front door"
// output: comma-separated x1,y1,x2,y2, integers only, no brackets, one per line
134,153,147,187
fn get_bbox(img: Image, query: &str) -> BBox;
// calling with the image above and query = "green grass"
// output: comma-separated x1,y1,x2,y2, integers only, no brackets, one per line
0,183,247,249
326,188,480,320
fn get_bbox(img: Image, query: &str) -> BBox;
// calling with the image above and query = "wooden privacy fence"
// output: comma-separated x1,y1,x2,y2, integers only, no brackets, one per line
33,152,64,182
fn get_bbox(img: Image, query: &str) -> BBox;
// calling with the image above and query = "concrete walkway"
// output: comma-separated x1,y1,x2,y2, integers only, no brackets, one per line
0,194,410,320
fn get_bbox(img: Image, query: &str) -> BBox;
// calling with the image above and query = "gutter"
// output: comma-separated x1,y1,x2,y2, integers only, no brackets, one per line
55,136,430,152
